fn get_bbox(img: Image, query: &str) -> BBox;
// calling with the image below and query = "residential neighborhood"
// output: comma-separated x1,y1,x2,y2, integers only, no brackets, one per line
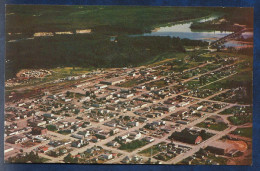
4,55,252,164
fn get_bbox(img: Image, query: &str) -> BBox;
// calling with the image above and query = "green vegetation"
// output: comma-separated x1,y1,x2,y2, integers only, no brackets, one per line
148,52,188,67
6,151,49,163
178,149,228,165
231,127,252,138
6,6,211,34
228,115,252,125
154,152,174,161
46,124,57,131
203,70,252,104
196,122,228,131
5,6,216,79
6,34,207,79
191,8,253,31
66,91,85,99
120,79,139,88
138,142,166,157
220,106,252,115
119,140,148,152
147,80,168,88
64,153,79,163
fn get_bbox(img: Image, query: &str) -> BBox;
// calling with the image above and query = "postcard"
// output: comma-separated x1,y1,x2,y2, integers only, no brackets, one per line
4,5,253,165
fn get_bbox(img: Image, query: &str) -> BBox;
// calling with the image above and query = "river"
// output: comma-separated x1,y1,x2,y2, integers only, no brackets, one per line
132,16,234,43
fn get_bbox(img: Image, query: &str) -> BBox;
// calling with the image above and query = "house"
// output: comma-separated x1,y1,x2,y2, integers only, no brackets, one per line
107,141,118,147
138,117,148,122
177,101,190,107
38,146,49,153
132,155,142,162
136,85,146,89
91,137,100,143
127,121,139,127
48,140,63,147
56,123,65,129
6,135,27,144
71,140,87,148
102,154,113,160
43,113,54,118
97,118,105,122
105,121,117,127
95,84,108,89
118,133,129,140
158,105,176,112
122,156,131,163
128,132,141,140
77,130,90,137
121,93,134,99
171,110,188,118
95,132,109,139
175,120,189,125
72,134,84,139
111,128,120,134
143,136,154,142
71,140,82,148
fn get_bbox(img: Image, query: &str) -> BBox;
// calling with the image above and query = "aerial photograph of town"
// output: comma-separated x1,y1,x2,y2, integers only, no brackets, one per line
4,5,253,165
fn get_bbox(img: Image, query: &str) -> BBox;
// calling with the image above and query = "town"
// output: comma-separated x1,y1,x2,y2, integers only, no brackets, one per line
4,50,252,164
4,5,253,165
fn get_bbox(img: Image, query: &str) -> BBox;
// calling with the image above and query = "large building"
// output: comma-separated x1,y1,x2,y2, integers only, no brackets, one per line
169,129,203,144
100,78,126,85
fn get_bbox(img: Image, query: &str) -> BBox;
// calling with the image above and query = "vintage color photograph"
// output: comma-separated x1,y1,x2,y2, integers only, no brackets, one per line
4,5,253,165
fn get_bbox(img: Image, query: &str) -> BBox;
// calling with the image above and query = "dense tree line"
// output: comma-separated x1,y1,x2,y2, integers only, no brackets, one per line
6,5,211,34
6,35,208,79
191,8,253,32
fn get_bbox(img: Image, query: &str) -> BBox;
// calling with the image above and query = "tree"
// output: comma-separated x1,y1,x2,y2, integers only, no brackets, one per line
66,91,71,97
64,153,73,163
46,125,57,131
86,91,91,97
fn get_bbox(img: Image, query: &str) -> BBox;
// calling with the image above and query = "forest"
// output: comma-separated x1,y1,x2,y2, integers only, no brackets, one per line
6,33,208,79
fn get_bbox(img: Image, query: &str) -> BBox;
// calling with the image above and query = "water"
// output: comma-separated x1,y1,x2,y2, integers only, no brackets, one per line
133,16,233,43
224,32,253,48
224,41,245,48
241,32,253,39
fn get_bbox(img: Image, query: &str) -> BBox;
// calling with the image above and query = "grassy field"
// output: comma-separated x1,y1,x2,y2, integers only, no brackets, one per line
231,127,252,138
228,115,252,126
138,142,166,157
119,79,139,88
196,122,228,131
119,140,148,152
219,106,252,115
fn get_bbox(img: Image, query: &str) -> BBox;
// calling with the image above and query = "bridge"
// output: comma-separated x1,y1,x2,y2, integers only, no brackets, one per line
210,28,252,47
